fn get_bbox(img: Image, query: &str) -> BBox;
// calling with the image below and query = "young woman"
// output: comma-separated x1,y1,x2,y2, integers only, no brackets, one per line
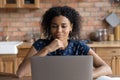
16,6,112,79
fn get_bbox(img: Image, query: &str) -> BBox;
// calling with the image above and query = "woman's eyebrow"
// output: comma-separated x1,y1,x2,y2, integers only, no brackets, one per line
51,23,57,25
51,23,67,25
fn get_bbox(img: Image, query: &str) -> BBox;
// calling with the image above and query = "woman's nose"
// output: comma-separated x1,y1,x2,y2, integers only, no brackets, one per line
57,26,62,32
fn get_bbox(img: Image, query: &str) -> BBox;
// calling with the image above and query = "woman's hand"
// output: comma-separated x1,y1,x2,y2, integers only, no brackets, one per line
45,39,64,53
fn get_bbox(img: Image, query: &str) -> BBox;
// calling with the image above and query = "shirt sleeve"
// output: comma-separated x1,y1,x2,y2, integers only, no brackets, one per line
32,39,50,52
78,41,90,55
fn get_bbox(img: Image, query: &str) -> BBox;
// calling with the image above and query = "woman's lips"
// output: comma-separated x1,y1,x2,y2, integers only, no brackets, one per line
55,34,63,38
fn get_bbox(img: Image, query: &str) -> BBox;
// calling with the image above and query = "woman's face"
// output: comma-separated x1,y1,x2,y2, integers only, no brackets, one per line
50,15,72,41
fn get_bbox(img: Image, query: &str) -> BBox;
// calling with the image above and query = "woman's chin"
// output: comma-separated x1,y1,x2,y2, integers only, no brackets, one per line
56,38,67,41
54,37,62,40
56,37,62,40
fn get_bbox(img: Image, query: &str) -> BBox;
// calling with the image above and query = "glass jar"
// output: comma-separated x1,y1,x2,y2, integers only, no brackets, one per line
108,27,114,41
97,29,103,41
102,29,108,41
108,34,114,41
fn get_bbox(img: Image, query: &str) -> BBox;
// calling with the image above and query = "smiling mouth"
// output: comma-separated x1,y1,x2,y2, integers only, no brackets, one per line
56,35,62,38
55,34,63,38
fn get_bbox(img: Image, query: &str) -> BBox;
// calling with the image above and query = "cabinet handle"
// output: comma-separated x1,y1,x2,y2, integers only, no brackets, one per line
116,56,120,75
111,51,116,53
111,56,116,75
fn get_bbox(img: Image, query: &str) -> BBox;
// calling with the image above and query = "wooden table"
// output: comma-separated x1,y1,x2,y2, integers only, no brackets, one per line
0,73,31,80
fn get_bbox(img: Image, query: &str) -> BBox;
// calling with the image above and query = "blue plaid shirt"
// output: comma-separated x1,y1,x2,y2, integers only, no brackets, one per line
33,39,90,56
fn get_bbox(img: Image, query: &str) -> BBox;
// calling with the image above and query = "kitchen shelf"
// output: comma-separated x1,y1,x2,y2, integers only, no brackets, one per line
2,0,20,8
1,0,40,8
20,0,39,8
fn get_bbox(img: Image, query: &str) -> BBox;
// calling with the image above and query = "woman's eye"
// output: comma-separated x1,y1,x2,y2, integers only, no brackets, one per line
51,25,57,28
62,25,67,28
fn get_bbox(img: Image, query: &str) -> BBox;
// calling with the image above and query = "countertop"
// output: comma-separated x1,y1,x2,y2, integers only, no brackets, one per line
88,41,120,47
17,41,120,49
17,42,32,48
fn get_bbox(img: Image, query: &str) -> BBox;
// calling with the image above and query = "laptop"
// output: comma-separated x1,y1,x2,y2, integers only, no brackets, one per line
30,56,93,80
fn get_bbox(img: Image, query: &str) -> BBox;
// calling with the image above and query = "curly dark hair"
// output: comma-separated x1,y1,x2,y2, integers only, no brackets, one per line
41,6,82,40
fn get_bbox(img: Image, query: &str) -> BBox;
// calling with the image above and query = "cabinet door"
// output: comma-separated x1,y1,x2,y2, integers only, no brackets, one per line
16,57,23,73
111,56,116,75
0,58,4,72
116,56,120,76
2,0,20,8
0,55,17,74
95,47,120,76
20,0,39,8
0,0,2,8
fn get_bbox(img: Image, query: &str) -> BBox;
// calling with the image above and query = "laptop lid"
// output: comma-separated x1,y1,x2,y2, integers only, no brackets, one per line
31,56,93,80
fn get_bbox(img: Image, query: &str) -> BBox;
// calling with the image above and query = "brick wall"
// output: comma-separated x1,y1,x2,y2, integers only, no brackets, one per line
0,0,119,41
